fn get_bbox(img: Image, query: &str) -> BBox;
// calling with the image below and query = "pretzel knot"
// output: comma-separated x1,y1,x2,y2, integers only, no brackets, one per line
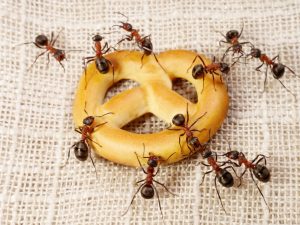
73,50,229,167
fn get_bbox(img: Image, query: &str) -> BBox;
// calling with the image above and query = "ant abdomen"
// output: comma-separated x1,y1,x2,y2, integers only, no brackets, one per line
74,141,89,161
192,64,205,79
272,63,285,79
217,169,234,188
141,38,153,55
220,63,230,74
35,34,48,46
95,57,110,74
188,136,201,149
141,184,155,199
253,164,270,183
53,49,65,62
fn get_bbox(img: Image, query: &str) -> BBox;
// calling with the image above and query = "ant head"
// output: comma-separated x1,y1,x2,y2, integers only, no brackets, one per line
147,156,159,167
225,150,239,160
272,63,285,79
141,184,155,199
83,116,94,126
172,114,185,126
253,164,270,183
220,63,230,74
35,34,48,46
226,30,239,41
141,38,153,55
121,22,133,31
188,137,201,150
192,64,205,79
218,169,234,187
92,34,103,42
250,48,261,58
74,141,89,161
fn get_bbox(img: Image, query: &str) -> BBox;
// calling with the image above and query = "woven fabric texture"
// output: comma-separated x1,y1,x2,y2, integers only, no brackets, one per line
1,0,300,224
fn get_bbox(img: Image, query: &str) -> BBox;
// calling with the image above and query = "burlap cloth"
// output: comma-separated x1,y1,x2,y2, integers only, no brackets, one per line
1,0,300,224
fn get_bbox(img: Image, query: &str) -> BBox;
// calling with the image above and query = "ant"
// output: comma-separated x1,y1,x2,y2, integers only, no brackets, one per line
113,12,166,72
218,25,252,62
61,102,113,177
221,145,270,211
83,34,115,87
167,103,207,154
122,144,176,220
200,145,239,213
187,55,230,92
248,47,298,97
19,30,67,71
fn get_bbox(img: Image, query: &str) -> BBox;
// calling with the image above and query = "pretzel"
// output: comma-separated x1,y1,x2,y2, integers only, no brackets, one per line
73,50,229,167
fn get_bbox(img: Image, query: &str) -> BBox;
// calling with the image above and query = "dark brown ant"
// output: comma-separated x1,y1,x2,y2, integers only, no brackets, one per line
61,102,113,177
167,103,207,154
113,12,166,72
83,34,115,87
122,144,176,220
200,146,239,213
248,48,298,97
187,55,230,92
218,25,252,62
221,146,270,211
19,30,67,71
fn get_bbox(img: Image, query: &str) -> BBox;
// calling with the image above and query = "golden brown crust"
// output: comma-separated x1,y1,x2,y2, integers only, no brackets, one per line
73,50,229,167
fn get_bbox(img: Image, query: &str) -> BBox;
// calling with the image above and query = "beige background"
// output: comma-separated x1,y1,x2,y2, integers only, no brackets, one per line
0,0,300,224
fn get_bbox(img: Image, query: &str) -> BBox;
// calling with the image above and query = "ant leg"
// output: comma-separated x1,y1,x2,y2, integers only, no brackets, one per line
101,42,109,52
153,179,177,196
84,101,88,115
187,55,199,73
136,179,146,185
93,122,108,130
263,66,268,92
238,23,244,38
255,63,265,72
250,170,270,212
284,65,300,78
60,143,76,168
140,53,145,69
178,133,185,154
252,154,267,165
199,170,213,185
188,112,207,129
190,128,208,134
87,137,102,148
218,40,228,47
210,72,216,91
121,183,144,217
83,58,95,89
107,59,115,83
215,176,227,214
166,127,182,131
152,184,164,220
46,53,50,68
271,55,279,61
201,162,211,167
277,79,296,98
200,73,205,94
27,50,48,70
186,102,190,126
95,112,114,118
153,53,167,73
141,143,150,159
58,61,65,72
221,46,233,61
89,148,98,179
52,29,63,45
134,151,147,174
153,167,160,176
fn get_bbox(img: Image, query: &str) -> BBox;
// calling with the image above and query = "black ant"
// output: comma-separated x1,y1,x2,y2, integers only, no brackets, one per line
218,25,252,62
19,30,67,71
113,12,166,72
200,146,239,213
83,34,115,87
61,102,113,177
122,144,176,220
167,103,207,154
221,146,270,211
248,47,298,97
187,55,230,92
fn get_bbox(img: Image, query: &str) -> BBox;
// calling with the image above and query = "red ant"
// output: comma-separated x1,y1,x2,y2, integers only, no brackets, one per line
83,34,115,87
122,144,176,220
220,145,270,211
61,102,113,177
248,48,298,97
167,103,207,154
218,25,252,62
20,30,67,71
113,12,166,72
200,145,239,213
187,55,230,92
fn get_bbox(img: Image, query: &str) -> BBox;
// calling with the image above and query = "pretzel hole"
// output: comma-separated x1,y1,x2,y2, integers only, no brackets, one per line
122,113,169,134
172,78,198,103
103,79,140,103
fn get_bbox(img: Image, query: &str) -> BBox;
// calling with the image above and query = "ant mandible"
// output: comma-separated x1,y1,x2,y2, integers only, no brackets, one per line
218,24,252,62
20,30,66,71
113,12,166,72
61,102,113,177
122,144,176,220
248,47,298,97
167,103,207,154
200,146,239,213
83,34,115,87
186,55,230,93
221,146,270,211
